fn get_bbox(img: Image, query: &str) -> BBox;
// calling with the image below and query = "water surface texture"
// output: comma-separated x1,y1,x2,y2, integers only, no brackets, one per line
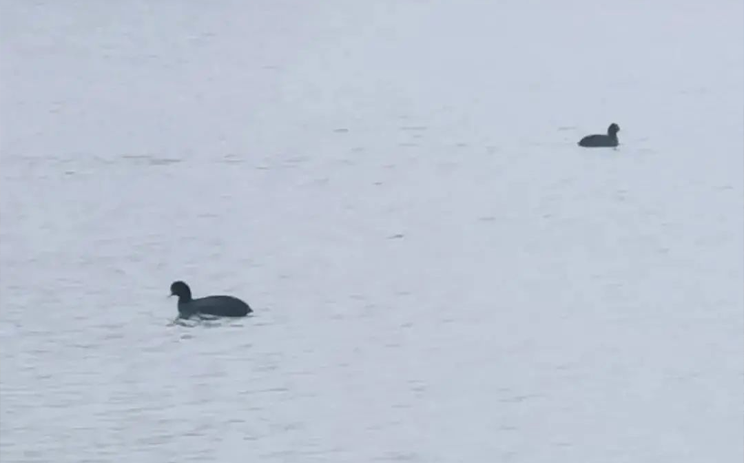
1,0,743,462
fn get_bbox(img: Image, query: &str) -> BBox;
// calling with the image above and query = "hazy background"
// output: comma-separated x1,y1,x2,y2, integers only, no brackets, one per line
1,0,742,461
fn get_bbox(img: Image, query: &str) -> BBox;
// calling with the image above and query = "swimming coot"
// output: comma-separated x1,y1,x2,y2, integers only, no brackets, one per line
170,281,252,318
578,123,620,147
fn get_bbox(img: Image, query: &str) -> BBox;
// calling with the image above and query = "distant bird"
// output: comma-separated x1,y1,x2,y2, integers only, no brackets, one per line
578,123,620,148
170,281,252,318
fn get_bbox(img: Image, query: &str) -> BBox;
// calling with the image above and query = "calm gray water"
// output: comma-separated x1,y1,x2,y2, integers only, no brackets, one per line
2,1,743,462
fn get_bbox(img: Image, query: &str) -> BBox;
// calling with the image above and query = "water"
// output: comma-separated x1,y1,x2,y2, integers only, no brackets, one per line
1,0,742,461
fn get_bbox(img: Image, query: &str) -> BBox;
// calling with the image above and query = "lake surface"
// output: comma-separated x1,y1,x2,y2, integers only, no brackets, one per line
1,0,742,461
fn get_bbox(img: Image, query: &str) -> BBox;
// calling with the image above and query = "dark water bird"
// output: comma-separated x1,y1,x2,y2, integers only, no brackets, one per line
170,281,252,318
578,123,620,147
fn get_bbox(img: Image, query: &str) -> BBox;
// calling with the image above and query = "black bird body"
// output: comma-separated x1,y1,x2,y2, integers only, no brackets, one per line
170,281,252,318
578,123,620,148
